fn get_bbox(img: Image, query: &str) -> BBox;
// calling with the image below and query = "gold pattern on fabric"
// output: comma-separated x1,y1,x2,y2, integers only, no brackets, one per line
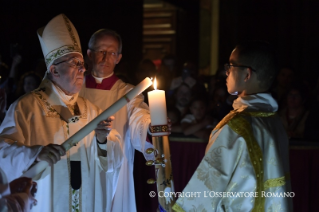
264,173,290,190
267,202,283,212
150,125,169,133
214,110,275,131
227,115,265,212
172,203,185,212
65,122,82,212
32,89,87,120
77,97,87,119
241,111,276,117
213,110,238,130
32,90,60,118
45,46,80,67
62,14,79,49
44,14,82,66
197,146,226,190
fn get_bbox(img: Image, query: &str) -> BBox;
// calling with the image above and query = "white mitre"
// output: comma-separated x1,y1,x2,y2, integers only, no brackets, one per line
37,14,82,71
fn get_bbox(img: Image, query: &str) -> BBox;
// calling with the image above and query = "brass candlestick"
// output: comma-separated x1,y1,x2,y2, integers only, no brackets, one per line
146,134,175,212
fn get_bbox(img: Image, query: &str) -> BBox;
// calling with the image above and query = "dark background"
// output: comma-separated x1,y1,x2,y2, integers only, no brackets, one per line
1,0,319,85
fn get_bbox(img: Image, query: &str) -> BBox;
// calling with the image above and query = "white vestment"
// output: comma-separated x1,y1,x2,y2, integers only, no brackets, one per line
0,79,122,212
173,93,293,212
80,78,153,212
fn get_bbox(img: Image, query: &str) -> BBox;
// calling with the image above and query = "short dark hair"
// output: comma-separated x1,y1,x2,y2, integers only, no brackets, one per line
88,29,122,53
235,40,278,90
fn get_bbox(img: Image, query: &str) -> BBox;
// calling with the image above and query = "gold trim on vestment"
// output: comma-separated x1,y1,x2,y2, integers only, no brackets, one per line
32,89,60,118
242,111,276,117
213,110,276,131
214,110,275,212
228,115,265,212
213,110,238,131
172,203,185,212
264,173,290,190
32,89,87,120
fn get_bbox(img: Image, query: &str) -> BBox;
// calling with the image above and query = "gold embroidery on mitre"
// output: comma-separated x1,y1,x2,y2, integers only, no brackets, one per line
62,14,79,49
45,45,80,67
45,15,81,67
264,173,290,190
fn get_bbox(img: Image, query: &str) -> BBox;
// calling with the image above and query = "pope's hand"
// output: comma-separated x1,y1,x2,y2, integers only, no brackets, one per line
36,144,66,166
95,116,115,143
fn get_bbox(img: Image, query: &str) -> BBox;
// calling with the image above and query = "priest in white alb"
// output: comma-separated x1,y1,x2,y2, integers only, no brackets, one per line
79,29,156,212
173,41,293,212
0,14,122,212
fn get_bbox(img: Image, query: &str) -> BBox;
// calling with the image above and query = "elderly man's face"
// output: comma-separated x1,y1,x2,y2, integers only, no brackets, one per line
87,35,122,77
50,53,85,95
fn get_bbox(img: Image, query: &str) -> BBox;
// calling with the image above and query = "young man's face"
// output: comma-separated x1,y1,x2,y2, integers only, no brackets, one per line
226,48,248,96
88,35,122,77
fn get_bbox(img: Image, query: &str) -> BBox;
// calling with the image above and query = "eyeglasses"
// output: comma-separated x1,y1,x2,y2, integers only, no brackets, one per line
224,63,256,75
90,49,119,58
54,57,85,70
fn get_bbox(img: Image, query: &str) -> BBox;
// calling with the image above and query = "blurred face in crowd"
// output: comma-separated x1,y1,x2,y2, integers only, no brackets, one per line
163,59,175,71
87,35,122,77
167,110,179,125
287,89,303,109
23,76,38,93
175,84,191,107
226,48,248,96
190,100,207,121
277,68,294,88
50,53,85,95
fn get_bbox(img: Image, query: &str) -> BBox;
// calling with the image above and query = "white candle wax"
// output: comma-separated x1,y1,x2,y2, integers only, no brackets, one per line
23,77,153,178
148,89,168,136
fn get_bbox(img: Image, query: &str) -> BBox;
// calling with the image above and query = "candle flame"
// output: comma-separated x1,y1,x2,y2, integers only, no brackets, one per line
154,78,157,90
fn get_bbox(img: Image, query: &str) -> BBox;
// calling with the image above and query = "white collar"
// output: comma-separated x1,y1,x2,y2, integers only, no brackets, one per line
51,82,78,105
37,78,80,123
92,72,114,84
233,93,278,112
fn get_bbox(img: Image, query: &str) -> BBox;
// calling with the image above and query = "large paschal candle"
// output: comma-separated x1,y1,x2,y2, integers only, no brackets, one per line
148,78,169,136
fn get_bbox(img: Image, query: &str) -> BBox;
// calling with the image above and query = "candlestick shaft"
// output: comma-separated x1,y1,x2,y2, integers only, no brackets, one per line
152,135,175,212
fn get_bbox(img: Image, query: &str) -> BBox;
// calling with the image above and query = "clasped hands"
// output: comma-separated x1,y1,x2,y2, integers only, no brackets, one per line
36,116,115,165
